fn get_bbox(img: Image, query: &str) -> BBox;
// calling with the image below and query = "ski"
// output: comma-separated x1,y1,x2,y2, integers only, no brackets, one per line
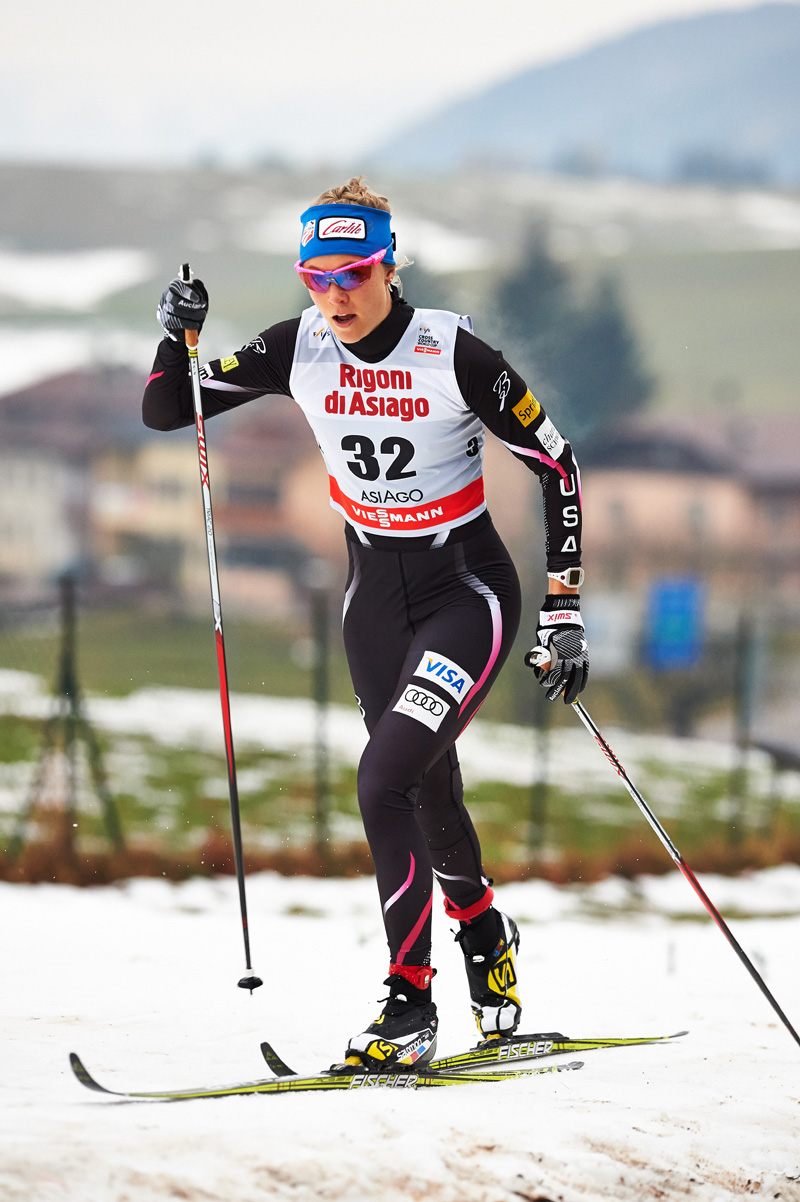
69,1052,583,1102
260,1029,686,1078
431,1029,688,1072
260,1042,295,1077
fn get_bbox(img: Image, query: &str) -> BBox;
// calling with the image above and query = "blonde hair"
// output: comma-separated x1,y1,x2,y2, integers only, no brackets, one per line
313,175,391,213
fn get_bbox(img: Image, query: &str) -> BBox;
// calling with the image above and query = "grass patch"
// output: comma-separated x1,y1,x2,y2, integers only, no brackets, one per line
2,711,800,885
577,246,800,415
0,608,357,704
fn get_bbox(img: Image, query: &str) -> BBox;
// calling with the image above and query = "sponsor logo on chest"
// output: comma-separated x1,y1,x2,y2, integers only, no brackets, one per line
414,651,474,703
414,324,441,355
321,364,430,422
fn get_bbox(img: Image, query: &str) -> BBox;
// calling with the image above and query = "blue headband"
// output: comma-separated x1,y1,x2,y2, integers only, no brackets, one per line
298,203,395,264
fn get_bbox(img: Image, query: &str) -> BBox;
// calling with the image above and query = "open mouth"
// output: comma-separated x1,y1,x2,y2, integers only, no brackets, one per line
333,314,356,327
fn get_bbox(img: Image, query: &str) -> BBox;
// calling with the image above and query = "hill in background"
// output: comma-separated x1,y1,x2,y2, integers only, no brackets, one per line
370,3,800,183
0,161,798,417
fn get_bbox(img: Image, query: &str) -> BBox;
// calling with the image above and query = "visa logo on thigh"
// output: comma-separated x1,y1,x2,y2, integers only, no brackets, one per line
414,651,474,703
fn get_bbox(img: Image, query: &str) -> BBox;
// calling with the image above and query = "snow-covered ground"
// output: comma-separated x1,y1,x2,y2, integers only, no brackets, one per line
1,668,793,798
3,868,800,1202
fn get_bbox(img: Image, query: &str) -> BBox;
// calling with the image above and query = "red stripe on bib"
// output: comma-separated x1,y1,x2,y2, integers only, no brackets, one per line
329,476,485,532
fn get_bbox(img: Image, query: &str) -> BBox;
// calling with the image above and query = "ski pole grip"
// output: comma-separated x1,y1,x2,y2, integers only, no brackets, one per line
527,645,557,672
179,263,200,349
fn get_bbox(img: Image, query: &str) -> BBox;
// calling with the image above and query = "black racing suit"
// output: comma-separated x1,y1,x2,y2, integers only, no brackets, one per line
143,294,582,968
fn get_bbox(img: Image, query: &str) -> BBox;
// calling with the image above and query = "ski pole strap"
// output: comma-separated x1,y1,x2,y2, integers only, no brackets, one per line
443,886,494,923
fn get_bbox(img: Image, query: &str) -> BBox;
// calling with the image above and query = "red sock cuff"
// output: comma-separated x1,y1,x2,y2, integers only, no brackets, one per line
389,963,433,991
442,886,494,923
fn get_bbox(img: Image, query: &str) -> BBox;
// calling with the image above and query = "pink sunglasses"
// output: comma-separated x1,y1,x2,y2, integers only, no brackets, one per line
294,246,390,293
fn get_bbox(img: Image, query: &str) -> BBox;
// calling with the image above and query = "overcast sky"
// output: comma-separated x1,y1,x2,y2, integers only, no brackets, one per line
0,0,789,167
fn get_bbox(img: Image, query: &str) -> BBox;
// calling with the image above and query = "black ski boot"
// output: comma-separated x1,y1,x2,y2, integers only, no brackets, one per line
455,908,522,1039
343,966,438,1070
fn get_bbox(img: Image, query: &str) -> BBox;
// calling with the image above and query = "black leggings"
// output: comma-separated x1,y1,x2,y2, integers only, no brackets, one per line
342,519,521,967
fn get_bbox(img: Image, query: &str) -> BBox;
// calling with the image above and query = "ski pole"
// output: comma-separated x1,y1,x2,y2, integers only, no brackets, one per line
530,646,800,1050
182,263,262,994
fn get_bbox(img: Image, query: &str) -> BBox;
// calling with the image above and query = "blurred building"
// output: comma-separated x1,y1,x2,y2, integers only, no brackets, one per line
0,451,83,584
5,364,800,629
92,396,342,617
0,366,145,590
0,365,344,616
92,441,209,598
582,416,800,580
580,426,757,589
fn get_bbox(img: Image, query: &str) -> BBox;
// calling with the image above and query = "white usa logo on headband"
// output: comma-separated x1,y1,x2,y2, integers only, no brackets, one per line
301,219,315,246
318,216,366,240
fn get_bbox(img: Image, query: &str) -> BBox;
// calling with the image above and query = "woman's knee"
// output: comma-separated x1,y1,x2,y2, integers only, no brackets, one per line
357,747,421,825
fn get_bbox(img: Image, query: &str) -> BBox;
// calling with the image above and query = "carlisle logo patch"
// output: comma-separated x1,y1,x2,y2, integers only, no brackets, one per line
301,218,315,246
318,216,366,240
414,651,474,703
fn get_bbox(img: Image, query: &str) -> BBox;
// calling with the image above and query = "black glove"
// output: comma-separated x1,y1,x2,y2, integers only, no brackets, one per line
156,277,209,339
524,593,589,704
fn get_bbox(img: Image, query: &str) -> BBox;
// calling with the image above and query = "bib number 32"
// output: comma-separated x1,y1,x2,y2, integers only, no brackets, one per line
342,435,416,481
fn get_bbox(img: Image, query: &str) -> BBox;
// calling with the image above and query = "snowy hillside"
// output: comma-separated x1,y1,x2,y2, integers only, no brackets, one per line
3,868,800,1201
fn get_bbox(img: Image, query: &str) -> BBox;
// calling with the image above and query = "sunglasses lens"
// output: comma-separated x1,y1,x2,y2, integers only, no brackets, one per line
298,263,374,293
333,264,372,290
298,271,327,293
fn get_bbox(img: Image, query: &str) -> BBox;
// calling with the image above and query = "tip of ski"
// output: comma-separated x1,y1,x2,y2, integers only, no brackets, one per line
70,1052,582,1102
260,1041,295,1078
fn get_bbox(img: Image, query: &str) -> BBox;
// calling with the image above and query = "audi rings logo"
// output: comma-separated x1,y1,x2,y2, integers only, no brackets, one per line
393,683,450,731
403,687,445,715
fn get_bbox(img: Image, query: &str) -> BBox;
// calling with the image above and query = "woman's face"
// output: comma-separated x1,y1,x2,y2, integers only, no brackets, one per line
301,254,395,343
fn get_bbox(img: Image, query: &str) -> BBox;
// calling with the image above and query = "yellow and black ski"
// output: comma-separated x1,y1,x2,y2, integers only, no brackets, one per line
431,1029,688,1072
260,1029,686,1078
69,1052,582,1101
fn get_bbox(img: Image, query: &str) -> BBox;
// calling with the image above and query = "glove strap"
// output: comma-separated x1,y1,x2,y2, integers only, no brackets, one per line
539,592,583,631
541,593,581,612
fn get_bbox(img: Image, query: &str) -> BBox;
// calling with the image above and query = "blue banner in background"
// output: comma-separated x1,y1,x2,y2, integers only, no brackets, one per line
644,577,705,672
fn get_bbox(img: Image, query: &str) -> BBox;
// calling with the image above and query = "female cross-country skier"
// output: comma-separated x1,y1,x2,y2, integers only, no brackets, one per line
143,176,588,1070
